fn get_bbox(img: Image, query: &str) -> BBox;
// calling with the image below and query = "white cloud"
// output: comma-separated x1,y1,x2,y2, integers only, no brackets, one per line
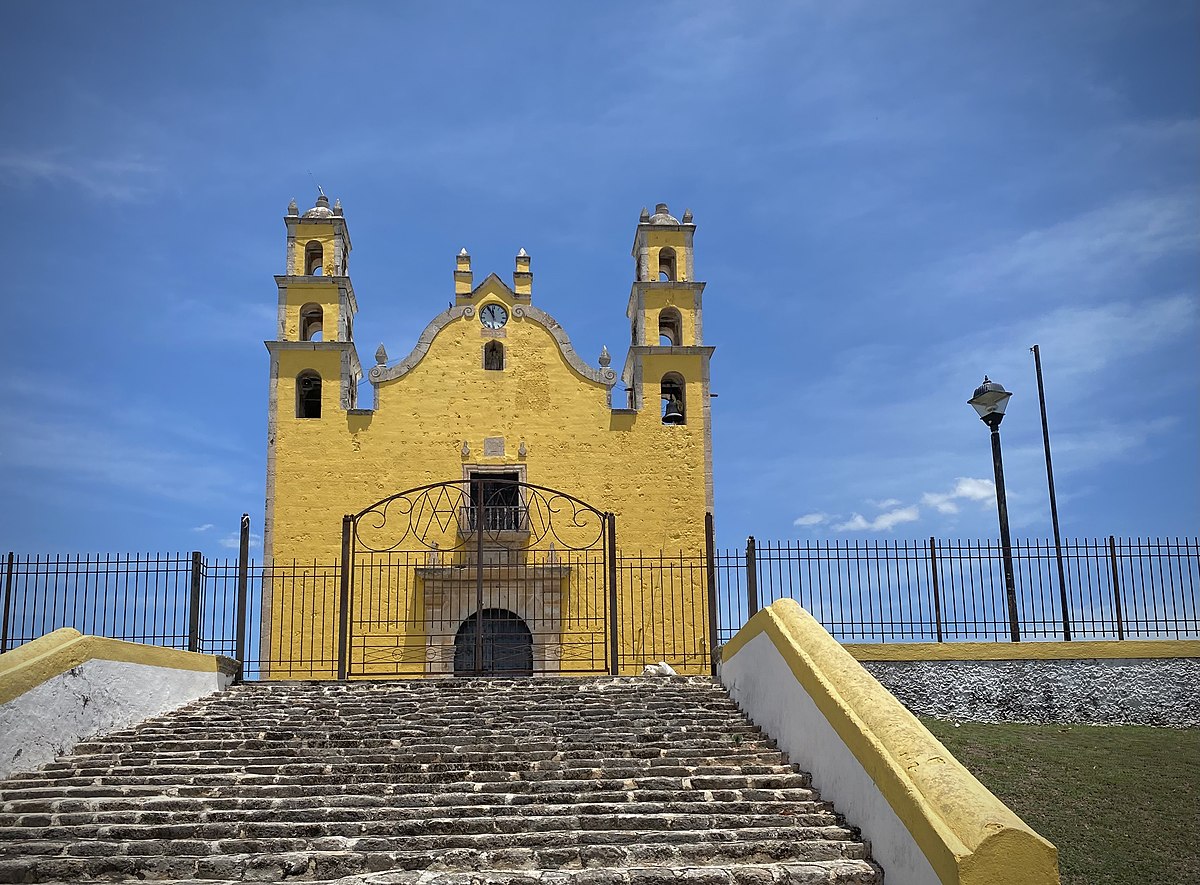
192,523,214,533
0,149,164,202
869,498,902,509
793,512,828,527
945,194,1198,297
921,477,995,514
220,531,262,550
833,506,920,532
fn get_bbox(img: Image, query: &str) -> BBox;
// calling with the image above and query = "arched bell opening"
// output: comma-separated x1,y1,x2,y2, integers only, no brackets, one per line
453,609,533,677
299,303,324,342
304,241,325,276
658,307,682,346
658,247,677,282
296,370,322,419
661,372,686,425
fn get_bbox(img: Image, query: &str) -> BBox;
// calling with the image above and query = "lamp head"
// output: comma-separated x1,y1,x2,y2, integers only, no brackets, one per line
968,376,1012,426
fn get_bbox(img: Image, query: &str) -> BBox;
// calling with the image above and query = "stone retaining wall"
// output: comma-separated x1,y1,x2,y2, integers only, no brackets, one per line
859,655,1199,727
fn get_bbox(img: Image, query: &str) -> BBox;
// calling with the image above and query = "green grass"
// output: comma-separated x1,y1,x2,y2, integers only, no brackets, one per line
921,718,1199,885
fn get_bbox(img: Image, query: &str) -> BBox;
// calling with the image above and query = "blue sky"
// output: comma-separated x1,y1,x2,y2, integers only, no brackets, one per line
0,1,1196,556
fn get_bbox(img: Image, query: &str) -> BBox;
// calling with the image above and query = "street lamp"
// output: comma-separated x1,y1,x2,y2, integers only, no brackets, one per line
967,376,1021,642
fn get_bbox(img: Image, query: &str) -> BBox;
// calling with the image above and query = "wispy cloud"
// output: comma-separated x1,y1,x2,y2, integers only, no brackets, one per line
833,506,920,532
944,194,1198,299
793,512,828,527
220,530,262,551
0,149,164,201
921,477,995,514
192,523,214,533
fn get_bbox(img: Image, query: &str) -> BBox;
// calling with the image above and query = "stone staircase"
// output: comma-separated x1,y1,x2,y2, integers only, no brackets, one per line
0,677,880,885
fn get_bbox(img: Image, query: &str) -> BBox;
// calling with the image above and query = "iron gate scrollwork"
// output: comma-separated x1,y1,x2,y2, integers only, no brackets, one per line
337,480,616,678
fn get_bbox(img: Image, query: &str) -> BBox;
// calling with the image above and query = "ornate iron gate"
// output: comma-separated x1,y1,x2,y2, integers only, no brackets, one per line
336,480,616,678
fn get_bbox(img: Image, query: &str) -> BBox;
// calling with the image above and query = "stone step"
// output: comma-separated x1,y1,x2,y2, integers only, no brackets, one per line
123,863,881,885
18,759,792,781
2,805,844,839
68,737,774,757
0,823,860,858
0,799,835,828
0,791,835,825
0,773,813,801
2,787,825,818
51,743,777,767
0,837,873,882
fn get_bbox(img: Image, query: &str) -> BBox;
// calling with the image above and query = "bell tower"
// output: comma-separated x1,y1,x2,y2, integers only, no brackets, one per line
622,202,715,506
264,193,365,558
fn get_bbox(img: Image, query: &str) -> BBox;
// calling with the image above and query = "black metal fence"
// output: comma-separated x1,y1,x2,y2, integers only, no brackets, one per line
2,528,1197,679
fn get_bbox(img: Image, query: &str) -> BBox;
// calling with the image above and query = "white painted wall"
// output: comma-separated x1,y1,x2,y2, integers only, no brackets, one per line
0,659,233,780
721,633,940,885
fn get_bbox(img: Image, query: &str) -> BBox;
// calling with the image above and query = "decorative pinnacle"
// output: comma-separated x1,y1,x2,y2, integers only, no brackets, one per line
598,345,611,367
375,343,388,365
518,247,528,257
333,198,343,216
287,198,298,216
639,207,650,222
459,247,469,257
682,208,693,223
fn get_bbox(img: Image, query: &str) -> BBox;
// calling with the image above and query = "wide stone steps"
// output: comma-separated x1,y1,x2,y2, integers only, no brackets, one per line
0,800,837,829
0,677,879,884
0,837,871,882
137,865,882,885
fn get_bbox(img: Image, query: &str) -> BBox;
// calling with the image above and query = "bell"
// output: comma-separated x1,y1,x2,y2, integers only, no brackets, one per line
663,396,684,424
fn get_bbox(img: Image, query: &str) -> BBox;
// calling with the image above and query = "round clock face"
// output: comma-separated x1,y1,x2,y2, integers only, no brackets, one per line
480,304,509,329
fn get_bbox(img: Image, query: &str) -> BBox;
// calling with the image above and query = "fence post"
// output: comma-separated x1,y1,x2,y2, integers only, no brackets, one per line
705,513,719,678
929,537,944,643
1,552,14,654
187,551,203,653
607,513,618,676
1108,535,1125,640
745,536,759,618
337,515,353,680
234,513,250,682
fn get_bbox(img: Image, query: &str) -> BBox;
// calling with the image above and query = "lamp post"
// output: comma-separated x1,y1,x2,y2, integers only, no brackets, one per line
967,377,1021,642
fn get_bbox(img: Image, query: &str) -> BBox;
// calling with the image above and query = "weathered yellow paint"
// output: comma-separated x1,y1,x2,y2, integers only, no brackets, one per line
723,601,1060,885
265,201,714,677
281,280,342,343
844,639,1200,662
0,628,237,705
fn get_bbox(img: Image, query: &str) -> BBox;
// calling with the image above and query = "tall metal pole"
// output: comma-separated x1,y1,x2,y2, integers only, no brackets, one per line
234,514,251,681
337,515,352,681
986,417,1021,642
1031,345,1072,640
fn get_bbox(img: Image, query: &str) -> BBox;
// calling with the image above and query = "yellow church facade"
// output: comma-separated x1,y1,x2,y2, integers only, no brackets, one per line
262,195,715,678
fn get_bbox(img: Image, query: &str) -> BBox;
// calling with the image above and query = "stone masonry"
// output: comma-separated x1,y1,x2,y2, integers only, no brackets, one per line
0,677,880,884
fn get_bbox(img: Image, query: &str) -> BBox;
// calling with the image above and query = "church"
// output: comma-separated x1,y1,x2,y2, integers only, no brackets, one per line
262,194,716,678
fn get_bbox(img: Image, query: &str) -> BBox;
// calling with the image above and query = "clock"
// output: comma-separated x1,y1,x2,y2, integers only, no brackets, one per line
480,304,509,329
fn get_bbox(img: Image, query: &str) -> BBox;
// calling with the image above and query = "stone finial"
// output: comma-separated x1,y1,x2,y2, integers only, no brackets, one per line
517,247,528,257
598,345,611,367
461,441,470,458
682,208,693,224
375,343,388,365
333,198,343,216
459,247,469,257
639,207,650,222
287,198,298,216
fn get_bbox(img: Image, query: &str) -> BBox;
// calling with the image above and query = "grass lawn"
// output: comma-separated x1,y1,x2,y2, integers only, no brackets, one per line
922,718,1199,885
